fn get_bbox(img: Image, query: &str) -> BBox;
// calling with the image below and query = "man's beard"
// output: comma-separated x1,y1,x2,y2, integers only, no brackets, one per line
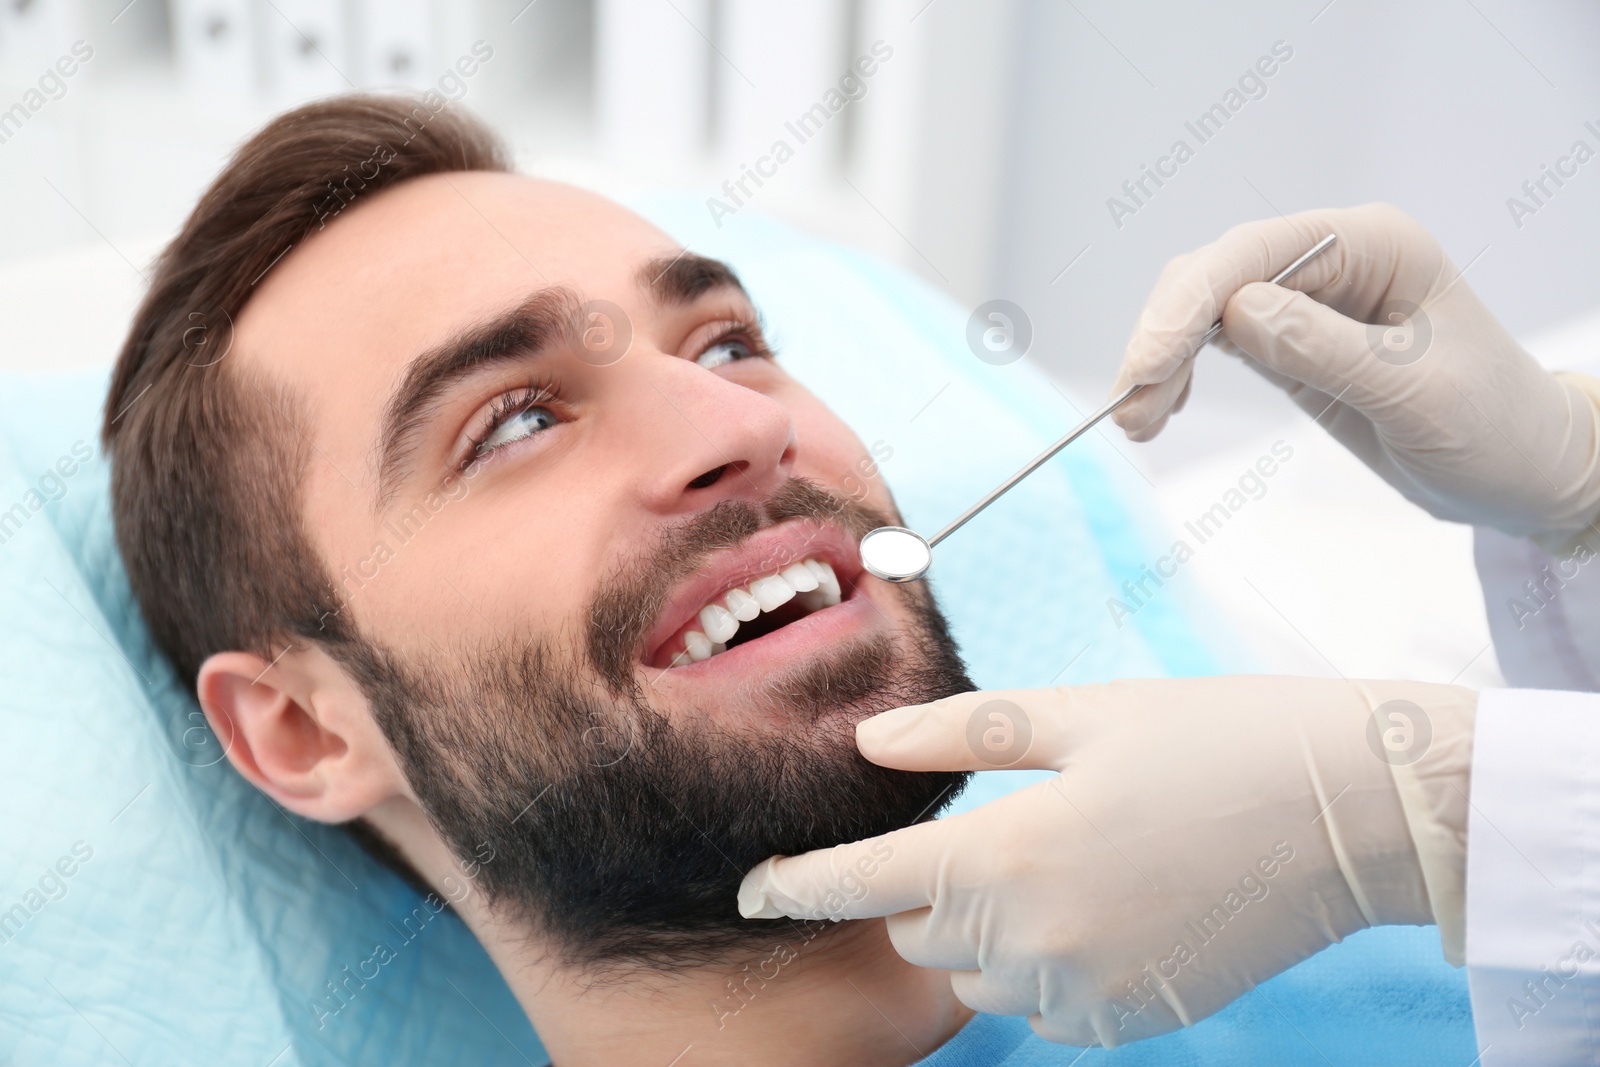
335,478,974,970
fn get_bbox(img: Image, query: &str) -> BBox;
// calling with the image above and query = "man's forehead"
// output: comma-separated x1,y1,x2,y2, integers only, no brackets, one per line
233,171,679,384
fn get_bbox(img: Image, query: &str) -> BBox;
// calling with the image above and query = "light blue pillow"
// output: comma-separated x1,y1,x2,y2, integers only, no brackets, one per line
0,367,540,1064
1,196,1458,1066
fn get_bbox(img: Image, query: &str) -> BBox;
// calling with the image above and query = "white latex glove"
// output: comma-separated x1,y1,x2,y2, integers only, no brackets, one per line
1111,203,1600,542
737,676,1475,1049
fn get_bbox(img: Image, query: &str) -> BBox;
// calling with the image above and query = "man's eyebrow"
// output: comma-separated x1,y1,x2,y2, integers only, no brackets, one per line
372,254,745,505
374,285,578,505
637,253,747,306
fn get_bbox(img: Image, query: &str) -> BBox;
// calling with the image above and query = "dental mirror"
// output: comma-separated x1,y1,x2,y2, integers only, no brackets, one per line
858,526,933,583
860,233,1338,584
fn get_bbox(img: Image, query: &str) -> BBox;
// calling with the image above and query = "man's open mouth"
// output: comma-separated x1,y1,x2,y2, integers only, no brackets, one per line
641,521,866,671
665,559,842,665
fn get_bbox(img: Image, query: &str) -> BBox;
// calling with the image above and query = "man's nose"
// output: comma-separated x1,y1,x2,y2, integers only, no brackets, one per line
624,356,795,514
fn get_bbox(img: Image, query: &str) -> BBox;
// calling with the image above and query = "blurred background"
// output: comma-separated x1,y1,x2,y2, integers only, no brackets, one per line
5,0,1599,684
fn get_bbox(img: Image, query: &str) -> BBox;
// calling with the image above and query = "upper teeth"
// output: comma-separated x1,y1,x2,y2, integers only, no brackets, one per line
671,558,842,665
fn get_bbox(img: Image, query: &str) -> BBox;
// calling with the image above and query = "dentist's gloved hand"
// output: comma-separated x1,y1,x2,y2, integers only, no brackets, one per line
737,677,1475,1049
1111,203,1600,542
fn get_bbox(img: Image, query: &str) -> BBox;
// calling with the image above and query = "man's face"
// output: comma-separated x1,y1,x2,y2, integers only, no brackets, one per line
233,172,972,964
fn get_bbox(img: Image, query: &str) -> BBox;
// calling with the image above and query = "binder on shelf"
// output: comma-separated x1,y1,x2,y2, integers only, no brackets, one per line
170,0,259,98
260,0,350,103
353,0,434,90
0,0,87,77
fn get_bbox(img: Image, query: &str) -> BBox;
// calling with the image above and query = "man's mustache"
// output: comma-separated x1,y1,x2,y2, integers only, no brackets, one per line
586,477,890,694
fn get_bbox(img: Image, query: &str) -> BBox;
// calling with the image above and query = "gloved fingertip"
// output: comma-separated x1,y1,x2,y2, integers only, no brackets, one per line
736,859,789,919
1116,348,1179,396
1126,411,1169,442
856,702,931,754
1107,396,1160,436
737,896,787,920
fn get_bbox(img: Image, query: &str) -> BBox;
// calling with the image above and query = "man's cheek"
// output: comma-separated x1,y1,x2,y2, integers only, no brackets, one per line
841,441,893,503
780,394,901,517
789,417,870,492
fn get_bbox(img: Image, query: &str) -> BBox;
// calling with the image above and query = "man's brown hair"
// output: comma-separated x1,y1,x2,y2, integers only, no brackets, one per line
102,93,512,685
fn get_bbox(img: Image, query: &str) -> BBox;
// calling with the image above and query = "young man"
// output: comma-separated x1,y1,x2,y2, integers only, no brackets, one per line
103,93,1007,1065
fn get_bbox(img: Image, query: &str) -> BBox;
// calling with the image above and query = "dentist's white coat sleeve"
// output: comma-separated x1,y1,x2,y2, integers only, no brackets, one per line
1469,527,1600,1065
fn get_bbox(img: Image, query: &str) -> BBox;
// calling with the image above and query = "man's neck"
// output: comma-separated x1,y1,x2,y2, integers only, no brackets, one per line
471,902,973,1066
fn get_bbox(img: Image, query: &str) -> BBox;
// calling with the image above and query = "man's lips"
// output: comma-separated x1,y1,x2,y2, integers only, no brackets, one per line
639,519,866,669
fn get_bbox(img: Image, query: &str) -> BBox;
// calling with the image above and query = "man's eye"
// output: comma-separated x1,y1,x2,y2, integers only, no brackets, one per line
478,404,558,456
696,338,754,370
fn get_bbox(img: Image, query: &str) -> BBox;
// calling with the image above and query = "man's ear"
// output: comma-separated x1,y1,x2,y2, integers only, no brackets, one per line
196,644,409,823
